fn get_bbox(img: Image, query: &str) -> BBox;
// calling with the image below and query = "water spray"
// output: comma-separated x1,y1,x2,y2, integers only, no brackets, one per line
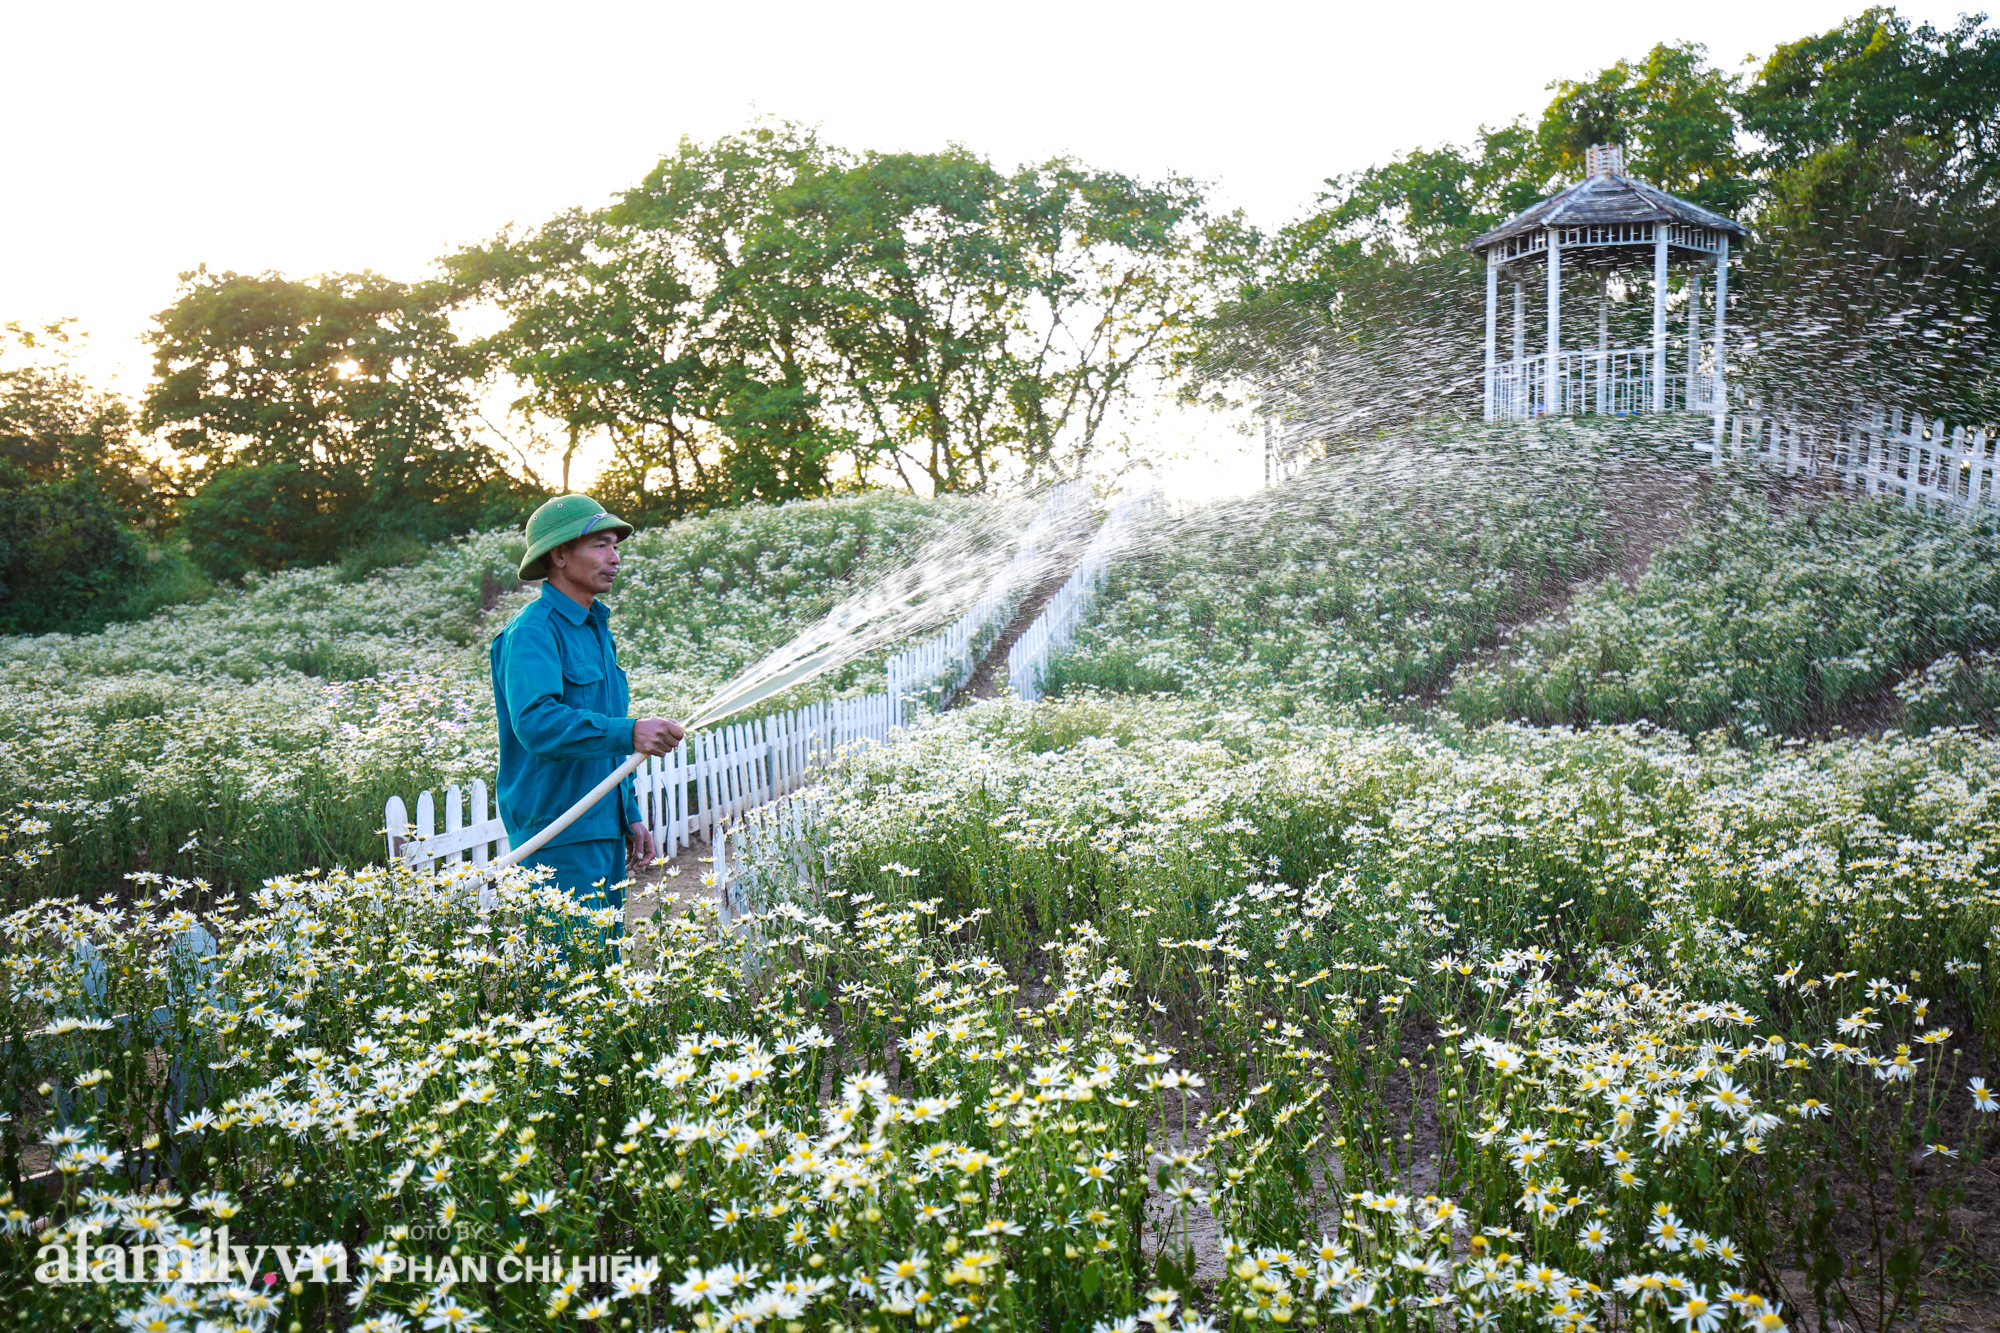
486,487,1099,874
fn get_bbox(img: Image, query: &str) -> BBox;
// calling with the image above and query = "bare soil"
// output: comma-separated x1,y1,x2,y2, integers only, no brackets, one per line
1406,459,1705,712
954,564,1083,706
624,841,721,928
1598,460,1710,589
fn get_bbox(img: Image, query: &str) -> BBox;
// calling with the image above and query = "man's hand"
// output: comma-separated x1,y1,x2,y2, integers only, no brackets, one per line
628,820,657,868
632,718,686,757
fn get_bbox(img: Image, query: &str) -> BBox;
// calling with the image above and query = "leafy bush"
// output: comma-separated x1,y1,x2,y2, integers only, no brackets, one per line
1895,649,2000,732
0,473,153,634
0,324,194,634
178,461,529,584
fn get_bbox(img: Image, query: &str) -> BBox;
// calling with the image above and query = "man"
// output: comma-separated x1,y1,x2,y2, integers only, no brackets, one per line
491,494,686,926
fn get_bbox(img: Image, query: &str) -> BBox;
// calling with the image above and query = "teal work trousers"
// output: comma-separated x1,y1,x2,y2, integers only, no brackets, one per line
527,838,627,937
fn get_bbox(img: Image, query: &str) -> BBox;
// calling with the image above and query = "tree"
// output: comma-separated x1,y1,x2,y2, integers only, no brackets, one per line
770,146,1027,494
1739,7,2000,267
596,122,850,509
453,124,844,522
1739,9,2000,181
143,269,521,579
1,320,172,521
765,149,1245,491
1732,9,2000,420
454,123,1249,509
0,321,176,632
1185,119,1547,436
1236,40,1743,328
1541,42,1751,213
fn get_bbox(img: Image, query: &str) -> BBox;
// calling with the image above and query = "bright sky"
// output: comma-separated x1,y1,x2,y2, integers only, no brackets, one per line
4,0,1980,495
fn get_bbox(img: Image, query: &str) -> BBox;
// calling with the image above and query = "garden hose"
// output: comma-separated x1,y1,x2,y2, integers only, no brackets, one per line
490,750,649,873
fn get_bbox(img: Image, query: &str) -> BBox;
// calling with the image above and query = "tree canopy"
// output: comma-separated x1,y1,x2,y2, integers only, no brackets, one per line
142,268,524,580
451,124,1250,522
126,128,1242,579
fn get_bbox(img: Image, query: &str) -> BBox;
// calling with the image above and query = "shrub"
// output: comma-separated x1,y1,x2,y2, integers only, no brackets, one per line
0,473,152,634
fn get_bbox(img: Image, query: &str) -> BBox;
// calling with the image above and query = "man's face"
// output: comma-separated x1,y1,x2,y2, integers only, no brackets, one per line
551,532,621,593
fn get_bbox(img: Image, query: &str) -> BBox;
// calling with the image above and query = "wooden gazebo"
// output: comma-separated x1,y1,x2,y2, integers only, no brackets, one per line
1467,144,1749,426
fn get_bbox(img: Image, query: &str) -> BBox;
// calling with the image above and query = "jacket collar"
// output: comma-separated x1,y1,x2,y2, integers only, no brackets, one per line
539,580,609,626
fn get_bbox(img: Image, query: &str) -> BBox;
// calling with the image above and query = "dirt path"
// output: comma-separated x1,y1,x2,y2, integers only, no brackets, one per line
954,565,1082,705
1597,458,1707,590
625,841,721,928
1406,460,1703,710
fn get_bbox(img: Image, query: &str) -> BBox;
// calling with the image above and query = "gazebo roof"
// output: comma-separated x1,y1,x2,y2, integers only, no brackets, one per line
1467,171,1749,257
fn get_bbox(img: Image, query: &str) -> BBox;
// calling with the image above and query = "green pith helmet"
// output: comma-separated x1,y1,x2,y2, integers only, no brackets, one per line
518,494,634,581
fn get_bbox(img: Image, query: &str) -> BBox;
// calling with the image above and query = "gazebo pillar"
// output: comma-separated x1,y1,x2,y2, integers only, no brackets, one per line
1545,227,1562,414
1483,255,1498,422
1512,279,1525,418
1597,274,1609,413
1712,237,1730,446
1464,149,1746,423
1651,225,1669,412
1686,267,1703,410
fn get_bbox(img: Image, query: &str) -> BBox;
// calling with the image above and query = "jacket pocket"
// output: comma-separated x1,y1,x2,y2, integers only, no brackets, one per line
561,655,605,686
560,657,605,709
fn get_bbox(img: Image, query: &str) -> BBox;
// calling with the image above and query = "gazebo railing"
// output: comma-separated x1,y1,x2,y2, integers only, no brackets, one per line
1489,348,1719,420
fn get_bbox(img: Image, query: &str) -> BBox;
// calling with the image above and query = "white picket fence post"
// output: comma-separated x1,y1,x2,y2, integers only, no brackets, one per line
385,779,510,875
712,786,828,927
387,691,896,873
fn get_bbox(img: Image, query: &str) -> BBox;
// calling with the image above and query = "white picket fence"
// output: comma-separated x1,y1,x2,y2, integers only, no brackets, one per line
1703,398,2000,514
1008,486,1155,702
883,481,1086,722
385,695,890,873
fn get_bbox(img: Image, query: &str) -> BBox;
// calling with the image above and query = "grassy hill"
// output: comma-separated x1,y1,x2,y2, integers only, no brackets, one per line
6,421,1999,1333
1052,423,2000,741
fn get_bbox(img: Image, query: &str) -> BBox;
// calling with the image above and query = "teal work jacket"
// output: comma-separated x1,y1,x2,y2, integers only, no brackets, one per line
490,582,642,850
